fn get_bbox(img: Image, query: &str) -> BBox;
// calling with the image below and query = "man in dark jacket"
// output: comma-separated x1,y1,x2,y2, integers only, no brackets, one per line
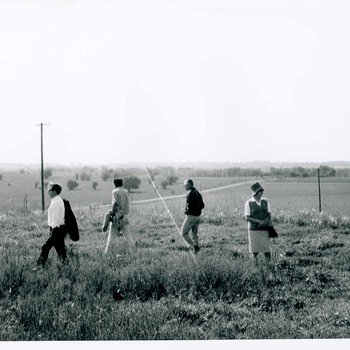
181,179,205,254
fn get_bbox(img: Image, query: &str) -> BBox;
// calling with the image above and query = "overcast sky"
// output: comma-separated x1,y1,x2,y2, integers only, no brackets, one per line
1,0,349,166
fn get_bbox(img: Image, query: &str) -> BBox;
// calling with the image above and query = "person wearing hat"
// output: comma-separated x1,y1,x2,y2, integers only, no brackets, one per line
244,182,272,259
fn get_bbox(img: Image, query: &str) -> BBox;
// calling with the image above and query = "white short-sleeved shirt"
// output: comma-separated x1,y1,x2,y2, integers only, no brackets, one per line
48,195,65,228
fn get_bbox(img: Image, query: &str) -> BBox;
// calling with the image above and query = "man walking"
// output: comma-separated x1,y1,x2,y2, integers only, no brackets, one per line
36,183,67,267
104,178,136,254
181,179,205,254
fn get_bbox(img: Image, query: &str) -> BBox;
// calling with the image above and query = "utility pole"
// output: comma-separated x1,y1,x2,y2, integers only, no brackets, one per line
36,123,50,212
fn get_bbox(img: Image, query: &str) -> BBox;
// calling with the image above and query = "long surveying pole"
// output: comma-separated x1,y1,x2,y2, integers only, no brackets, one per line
317,168,322,212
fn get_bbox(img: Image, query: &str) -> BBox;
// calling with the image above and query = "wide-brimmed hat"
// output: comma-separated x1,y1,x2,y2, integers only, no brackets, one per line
251,182,264,196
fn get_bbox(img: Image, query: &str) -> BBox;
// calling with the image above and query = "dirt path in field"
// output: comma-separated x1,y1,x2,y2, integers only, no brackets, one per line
132,180,252,204
75,180,261,211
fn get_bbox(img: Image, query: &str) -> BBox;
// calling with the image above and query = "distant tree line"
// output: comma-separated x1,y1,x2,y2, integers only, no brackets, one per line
174,165,350,178
161,175,178,189
24,163,350,195
100,167,139,182
99,167,142,192
183,167,264,178
269,166,337,178
97,165,350,179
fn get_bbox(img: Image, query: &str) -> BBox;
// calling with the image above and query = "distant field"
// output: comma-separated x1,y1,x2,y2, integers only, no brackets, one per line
200,180,350,217
0,169,248,211
1,169,350,217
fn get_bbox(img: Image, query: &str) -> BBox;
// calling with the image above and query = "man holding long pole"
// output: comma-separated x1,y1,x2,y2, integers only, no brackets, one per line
104,178,136,255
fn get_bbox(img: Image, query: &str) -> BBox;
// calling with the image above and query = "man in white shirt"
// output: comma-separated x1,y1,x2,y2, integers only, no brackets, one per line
104,178,136,254
36,183,67,267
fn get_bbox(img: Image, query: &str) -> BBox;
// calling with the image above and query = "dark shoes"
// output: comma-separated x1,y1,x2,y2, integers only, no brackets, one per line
194,245,200,254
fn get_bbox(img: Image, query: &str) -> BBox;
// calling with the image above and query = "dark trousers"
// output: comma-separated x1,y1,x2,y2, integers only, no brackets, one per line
37,226,67,266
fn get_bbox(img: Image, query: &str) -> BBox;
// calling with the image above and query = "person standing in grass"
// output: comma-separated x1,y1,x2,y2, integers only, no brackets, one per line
181,179,205,254
104,178,136,255
36,183,67,267
244,182,272,260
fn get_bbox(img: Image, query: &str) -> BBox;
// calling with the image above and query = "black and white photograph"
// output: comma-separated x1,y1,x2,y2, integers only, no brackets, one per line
1,1,350,349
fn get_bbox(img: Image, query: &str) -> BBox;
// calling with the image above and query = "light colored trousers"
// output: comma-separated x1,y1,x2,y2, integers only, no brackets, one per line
104,214,136,254
181,214,201,247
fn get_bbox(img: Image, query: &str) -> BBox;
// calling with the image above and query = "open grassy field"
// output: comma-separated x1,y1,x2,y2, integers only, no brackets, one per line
201,180,350,217
1,167,350,216
1,176,350,340
0,168,249,211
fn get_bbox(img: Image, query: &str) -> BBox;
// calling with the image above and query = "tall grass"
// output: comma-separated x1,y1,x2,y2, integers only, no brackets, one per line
1,194,350,340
